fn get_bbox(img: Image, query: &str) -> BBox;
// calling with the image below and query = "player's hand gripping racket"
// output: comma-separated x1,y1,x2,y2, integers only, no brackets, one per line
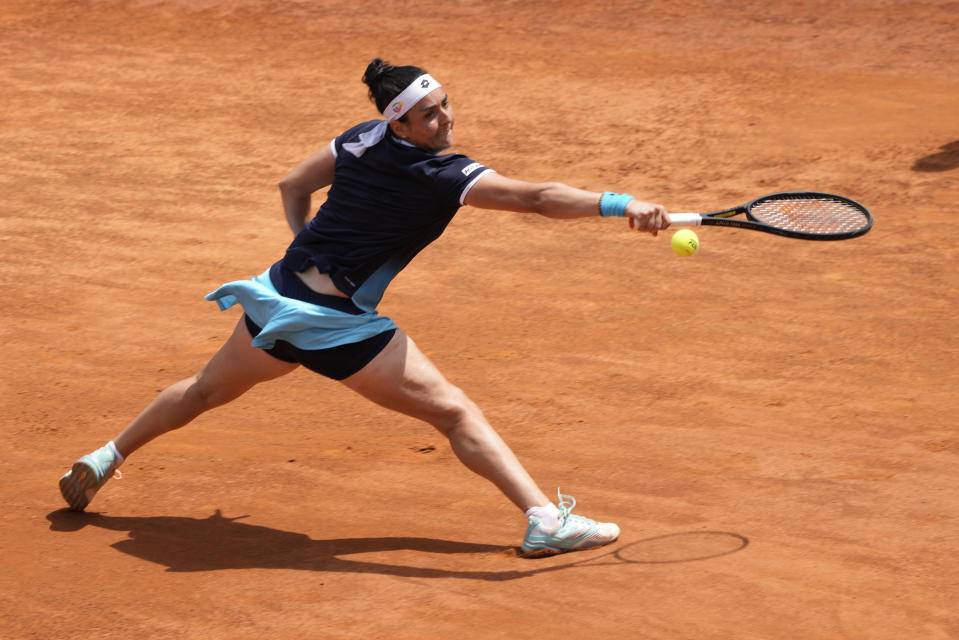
664,191,873,240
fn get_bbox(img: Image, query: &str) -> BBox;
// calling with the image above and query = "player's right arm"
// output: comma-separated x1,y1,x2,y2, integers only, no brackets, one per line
463,172,669,235
279,144,337,235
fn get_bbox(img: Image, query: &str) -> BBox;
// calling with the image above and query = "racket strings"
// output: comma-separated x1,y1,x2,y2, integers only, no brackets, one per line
750,197,870,234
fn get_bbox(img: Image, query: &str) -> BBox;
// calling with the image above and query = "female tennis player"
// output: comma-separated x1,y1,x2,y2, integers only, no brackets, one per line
59,59,670,557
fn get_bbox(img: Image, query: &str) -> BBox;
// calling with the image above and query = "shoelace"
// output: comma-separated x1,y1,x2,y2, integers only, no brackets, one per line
556,489,598,527
556,489,576,523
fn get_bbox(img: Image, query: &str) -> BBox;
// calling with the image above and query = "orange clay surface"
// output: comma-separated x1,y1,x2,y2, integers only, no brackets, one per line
2,1,958,638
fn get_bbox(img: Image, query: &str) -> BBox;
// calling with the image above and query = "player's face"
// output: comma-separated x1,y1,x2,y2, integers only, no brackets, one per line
390,89,455,152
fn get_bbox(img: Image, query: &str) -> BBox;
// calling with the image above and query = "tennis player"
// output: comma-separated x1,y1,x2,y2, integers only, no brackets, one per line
59,59,670,557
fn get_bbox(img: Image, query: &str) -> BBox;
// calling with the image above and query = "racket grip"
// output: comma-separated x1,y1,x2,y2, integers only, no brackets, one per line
668,213,702,227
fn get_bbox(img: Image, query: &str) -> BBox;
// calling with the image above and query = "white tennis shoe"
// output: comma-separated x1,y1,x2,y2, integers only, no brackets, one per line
59,444,122,511
521,491,620,557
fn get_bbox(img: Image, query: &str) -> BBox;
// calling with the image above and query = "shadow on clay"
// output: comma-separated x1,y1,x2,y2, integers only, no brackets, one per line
47,509,748,581
911,140,959,172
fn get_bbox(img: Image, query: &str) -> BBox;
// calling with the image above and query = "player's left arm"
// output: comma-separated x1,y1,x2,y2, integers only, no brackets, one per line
463,172,670,235
278,144,337,235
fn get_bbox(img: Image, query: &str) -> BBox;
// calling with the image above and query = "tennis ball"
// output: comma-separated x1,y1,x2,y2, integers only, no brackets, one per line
671,229,699,257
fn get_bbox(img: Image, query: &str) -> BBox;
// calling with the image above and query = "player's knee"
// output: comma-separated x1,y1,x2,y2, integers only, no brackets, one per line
430,384,479,434
188,373,243,411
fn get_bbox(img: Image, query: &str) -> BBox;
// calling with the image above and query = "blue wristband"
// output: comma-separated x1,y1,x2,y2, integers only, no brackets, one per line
600,191,634,217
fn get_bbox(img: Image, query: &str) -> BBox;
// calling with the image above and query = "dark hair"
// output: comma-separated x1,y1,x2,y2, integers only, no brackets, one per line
362,58,428,121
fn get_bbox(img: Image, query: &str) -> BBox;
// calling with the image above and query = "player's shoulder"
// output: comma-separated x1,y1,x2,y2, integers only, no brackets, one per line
420,151,488,178
336,119,383,142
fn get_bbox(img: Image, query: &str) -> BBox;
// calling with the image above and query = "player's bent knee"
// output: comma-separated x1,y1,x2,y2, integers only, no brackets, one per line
188,374,248,411
428,384,482,434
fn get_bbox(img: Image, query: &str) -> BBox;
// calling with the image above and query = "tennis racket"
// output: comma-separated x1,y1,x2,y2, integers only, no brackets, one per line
662,191,873,240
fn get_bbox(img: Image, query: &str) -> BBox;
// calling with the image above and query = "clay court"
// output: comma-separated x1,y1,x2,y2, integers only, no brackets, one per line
2,0,957,637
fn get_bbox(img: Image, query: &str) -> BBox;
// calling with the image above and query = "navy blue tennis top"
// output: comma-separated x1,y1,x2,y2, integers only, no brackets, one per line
282,120,492,311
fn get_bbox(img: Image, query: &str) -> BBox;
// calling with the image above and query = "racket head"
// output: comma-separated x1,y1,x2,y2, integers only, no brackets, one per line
742,191,873,240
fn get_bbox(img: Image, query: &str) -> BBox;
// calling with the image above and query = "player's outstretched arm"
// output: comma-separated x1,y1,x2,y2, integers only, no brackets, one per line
464,172,669,235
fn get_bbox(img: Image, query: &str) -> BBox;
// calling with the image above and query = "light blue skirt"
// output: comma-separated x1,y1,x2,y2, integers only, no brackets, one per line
205,267,397,351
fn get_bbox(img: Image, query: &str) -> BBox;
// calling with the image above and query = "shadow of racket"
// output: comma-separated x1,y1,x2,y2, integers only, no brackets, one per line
525,530,750,575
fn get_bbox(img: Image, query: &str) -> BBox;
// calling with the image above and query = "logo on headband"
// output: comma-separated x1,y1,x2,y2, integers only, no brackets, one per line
421,79,430,88
391,102,403,114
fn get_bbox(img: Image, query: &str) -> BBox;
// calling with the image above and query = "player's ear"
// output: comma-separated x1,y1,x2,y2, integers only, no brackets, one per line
388,120,409,141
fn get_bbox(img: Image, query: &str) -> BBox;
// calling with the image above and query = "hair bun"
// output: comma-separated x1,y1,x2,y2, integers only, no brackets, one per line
362,58,394,89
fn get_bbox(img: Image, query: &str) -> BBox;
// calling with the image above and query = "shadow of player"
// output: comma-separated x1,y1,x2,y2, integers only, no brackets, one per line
47,508,529,581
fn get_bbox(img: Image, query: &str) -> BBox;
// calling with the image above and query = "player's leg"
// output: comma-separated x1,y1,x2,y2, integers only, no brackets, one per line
60,317,298,510
112,317,298,457
342,329,621,555
340,329,550,512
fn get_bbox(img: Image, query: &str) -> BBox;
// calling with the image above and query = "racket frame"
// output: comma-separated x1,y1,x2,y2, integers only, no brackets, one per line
668,191,873,240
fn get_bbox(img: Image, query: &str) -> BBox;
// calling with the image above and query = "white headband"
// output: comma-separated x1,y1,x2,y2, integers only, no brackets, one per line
383,74,441,122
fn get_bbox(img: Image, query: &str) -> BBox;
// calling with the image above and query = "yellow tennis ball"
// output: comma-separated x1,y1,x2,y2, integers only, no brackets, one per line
671,229,700,257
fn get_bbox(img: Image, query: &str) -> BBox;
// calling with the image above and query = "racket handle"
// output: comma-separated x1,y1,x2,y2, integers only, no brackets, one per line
668,213,703,227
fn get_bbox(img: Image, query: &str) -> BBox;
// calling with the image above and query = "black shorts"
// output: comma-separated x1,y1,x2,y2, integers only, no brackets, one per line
243,262,397,380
